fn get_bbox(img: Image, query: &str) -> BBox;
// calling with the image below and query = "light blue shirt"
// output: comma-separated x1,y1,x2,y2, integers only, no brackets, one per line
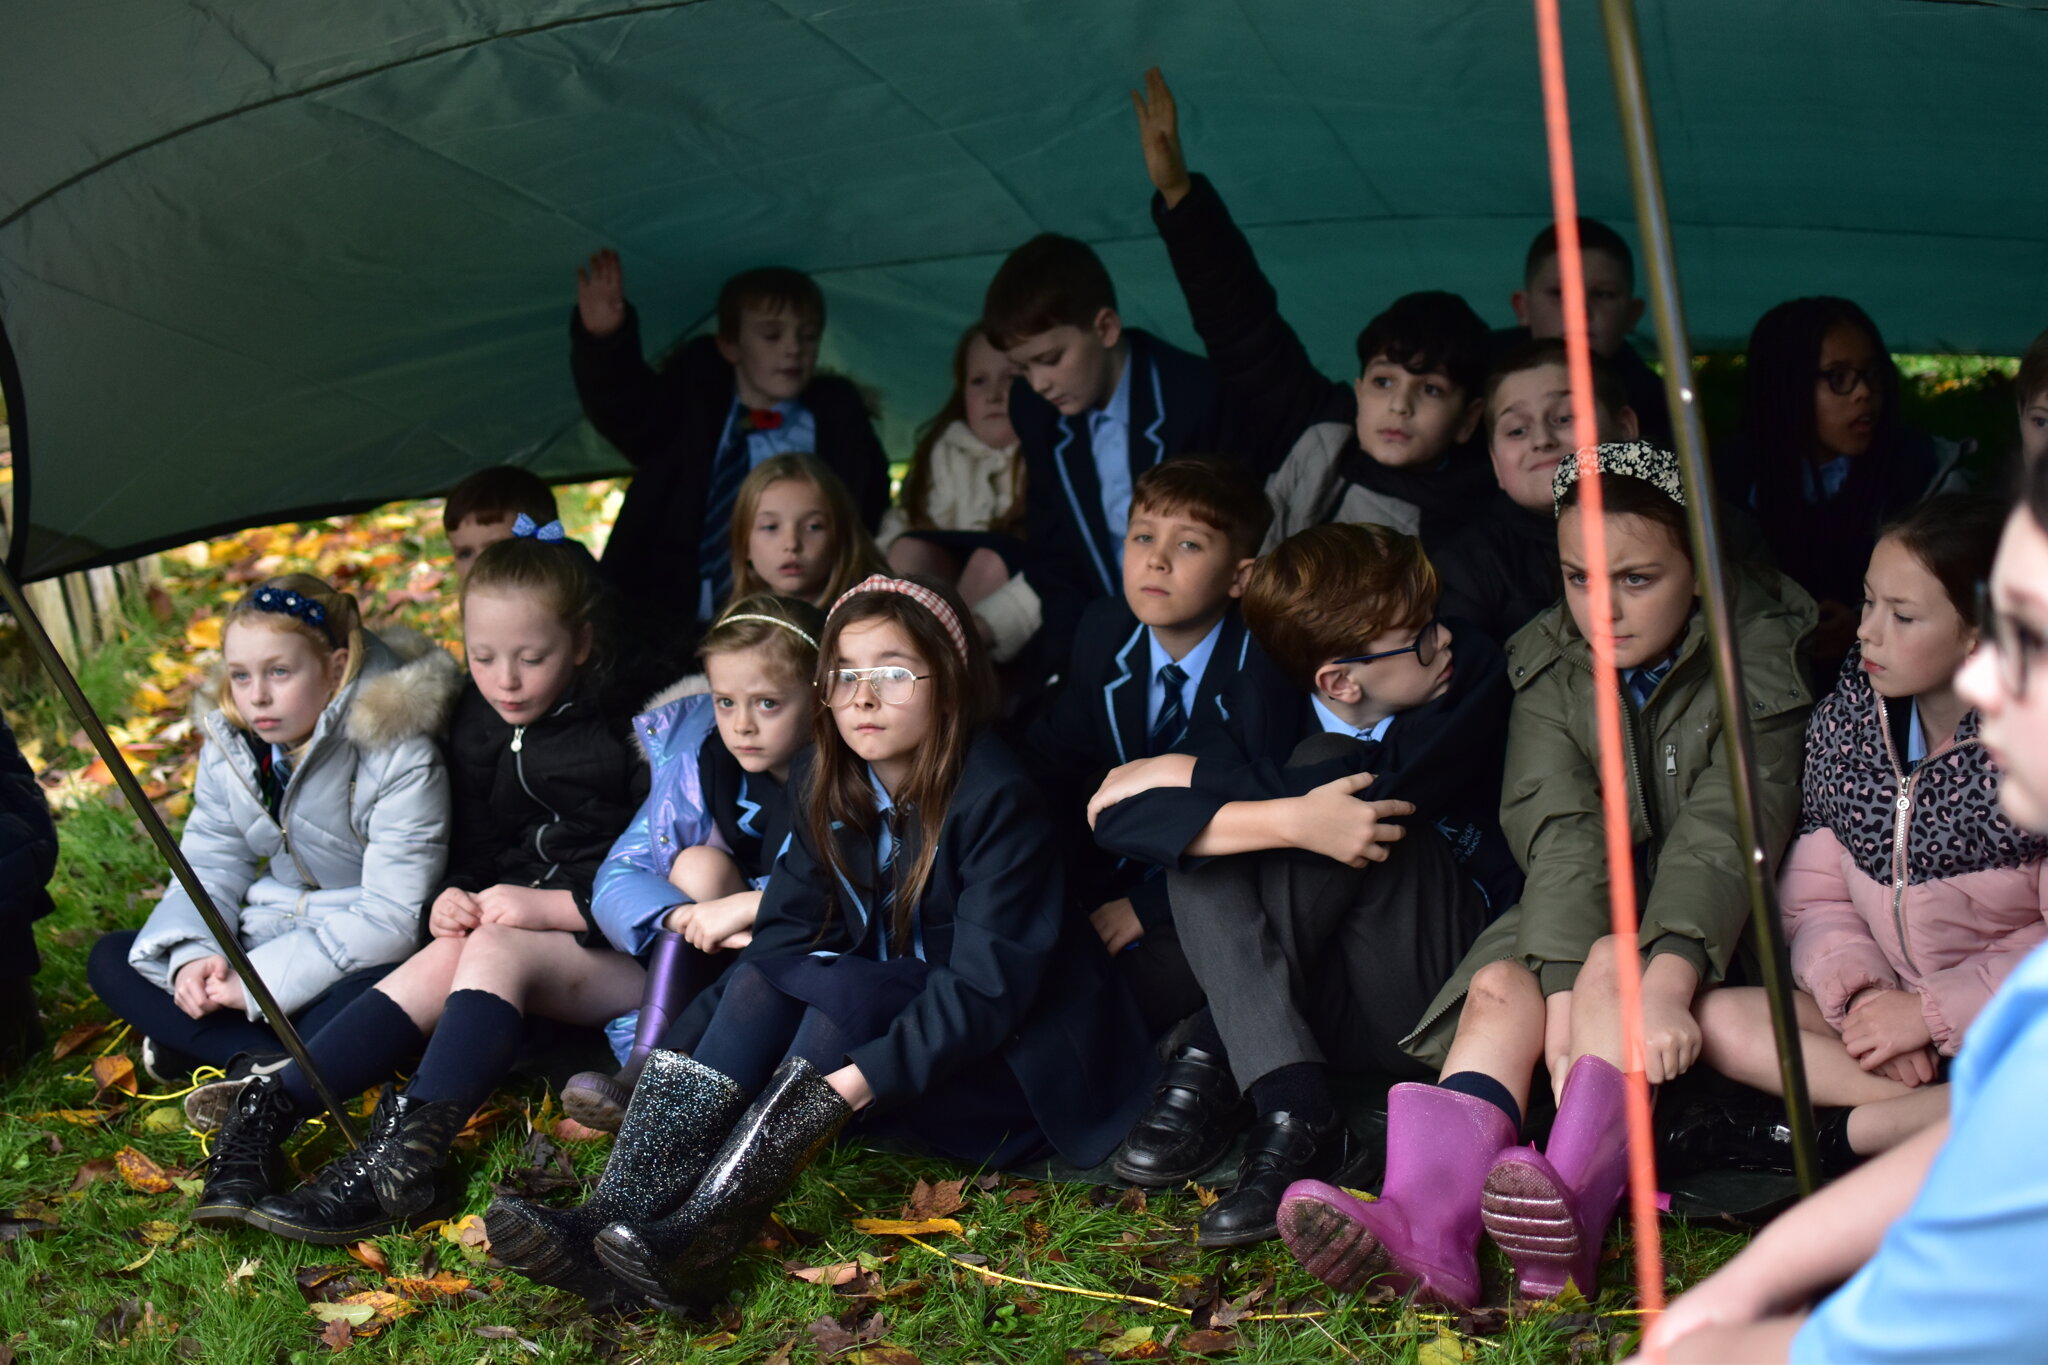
1792,938,2048,1363
1089,355,1135,554
866,763,897,873
1310,696,1396,744
1799,453,1853,503
1145,618,1225,734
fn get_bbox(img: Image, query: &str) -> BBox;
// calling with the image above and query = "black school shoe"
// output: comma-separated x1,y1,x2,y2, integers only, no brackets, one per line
1113,1044,1247,1187
1195,1110,1374,1248
191,1072,302,1227
1657,1089,1861,1180
244,1086,466,1245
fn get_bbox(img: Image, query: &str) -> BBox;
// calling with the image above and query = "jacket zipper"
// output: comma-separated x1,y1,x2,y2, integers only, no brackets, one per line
1872,695,1982,977
218,720,321,893
510,723,565,885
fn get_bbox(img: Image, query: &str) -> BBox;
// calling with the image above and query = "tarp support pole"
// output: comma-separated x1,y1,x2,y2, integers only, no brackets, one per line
1598,0,1821,1196
0,558,362,1148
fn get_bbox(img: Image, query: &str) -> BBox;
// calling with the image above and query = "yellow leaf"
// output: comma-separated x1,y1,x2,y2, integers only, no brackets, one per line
138,1219,181,1244
1339,1186,1379,1202
185,618,222,651
130,684,172,713
850,1217,964,1237
92,1054,138,1096
141,1104,187,1134
309,1302,377,1327
226,1257,262,1289
114,1145,174,1193
1417,1330,1475,1365
1189,1183,1219,1209
116,1245,159,1273
692,1331,738,1350
385,1272,472,1299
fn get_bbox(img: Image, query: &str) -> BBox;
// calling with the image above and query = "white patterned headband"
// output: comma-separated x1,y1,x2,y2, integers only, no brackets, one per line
828,575,970,664
713,611,818,649
1552,440,1687,514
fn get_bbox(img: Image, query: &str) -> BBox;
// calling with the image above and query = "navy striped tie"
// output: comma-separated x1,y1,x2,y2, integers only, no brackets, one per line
1149,663,1189,755
698,413,749,608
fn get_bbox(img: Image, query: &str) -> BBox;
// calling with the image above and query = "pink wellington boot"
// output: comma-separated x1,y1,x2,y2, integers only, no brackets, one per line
1480,1054,1631,1300
1275,1083,1518,1308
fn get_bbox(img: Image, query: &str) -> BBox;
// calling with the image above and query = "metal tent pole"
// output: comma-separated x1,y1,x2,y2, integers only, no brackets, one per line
0,559,362,1147
1597,0,1821,1194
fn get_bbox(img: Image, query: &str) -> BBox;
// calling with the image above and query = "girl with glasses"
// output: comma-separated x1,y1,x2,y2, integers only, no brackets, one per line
490,575,1155,1318
1641,451,2048,1365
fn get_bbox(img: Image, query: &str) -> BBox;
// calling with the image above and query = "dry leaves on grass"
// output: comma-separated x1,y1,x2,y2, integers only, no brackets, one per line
50,1021,107,1060
850,1217,963,1238
898,1176,966,1221
113,1146,174,1193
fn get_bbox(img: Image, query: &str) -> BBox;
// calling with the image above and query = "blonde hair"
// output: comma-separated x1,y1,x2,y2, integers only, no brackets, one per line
727,454,885,610
215,573,366,734
697,593,825,691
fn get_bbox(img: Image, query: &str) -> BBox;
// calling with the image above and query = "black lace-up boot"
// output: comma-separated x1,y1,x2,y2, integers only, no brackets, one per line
487,1050,748,1305
191,1071,302,1227
594,1056,850,1317
244,1086,465,1244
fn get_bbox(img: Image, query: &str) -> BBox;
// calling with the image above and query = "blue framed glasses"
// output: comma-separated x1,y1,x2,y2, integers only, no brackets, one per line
1334,618,1442,669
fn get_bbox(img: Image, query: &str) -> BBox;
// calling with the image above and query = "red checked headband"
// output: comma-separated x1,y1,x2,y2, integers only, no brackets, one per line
827,574,970,664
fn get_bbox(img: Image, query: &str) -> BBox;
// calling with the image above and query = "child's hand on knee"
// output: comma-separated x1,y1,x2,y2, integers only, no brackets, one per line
475,884,582,932
173,956,229,1019
203,967,246,1014
1641,997,1704,1084
428,887,482,939
1090,899,1144,954
1087,754,1197,828
1283,773,1414,867
680,892,759,954
1874,1046,1940,1087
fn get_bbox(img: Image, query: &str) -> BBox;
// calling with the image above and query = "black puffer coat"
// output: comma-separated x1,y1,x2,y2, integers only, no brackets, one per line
0,713,58,971
436,680,647,936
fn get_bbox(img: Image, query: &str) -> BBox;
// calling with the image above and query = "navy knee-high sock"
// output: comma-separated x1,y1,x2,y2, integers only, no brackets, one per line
279,987,425,1114
404,990,524,1118
1437,1071,1523,1135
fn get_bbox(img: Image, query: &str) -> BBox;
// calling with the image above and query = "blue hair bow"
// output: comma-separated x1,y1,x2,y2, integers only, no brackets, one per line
250,585,329,632
511,513,567,543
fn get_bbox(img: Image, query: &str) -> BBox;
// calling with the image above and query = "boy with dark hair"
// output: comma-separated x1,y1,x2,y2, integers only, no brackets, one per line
1025,457,1273,1031
1432,338,1639,642
1131,69,1496,555
568,250,888,643
1089,523,1517,1247
984,235,1248,667
1503,218,1672,446
442,466,561,580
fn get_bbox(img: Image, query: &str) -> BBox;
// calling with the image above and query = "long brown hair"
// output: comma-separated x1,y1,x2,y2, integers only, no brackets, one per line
806,577,998,952
727,454,885,610
899,325,1028,537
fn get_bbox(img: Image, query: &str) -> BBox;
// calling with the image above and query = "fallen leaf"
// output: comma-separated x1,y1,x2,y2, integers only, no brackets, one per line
472,1325,520,1340
70,1157,115,1191
34,1107,122,1126
1190,1183,1220,1209
293,1264,364,1304
764,1337,797,1365
137,1220,181,1245
115,1245,160,1274
309,1303,377,1327
345,1241,389,1274
1115,1186,1147,1215
441,1213,491,1261
850,1217,962,1238
851,1348,921,1365
1417,1330,1475,1365
384,1272,472,1299
899,1177,966,1221
88,1051,134,1096
225,1257,262,1290
788,1261,865,1286
93,1299,144,1342
551,1116,609,1143
806,1314,856,1359
51,1021,108,1060
114,1146,174,1193
320,1317,354,1353
1181,1328,1238,1357
140,1105,188,1135
1103,1325,1170,1361
692,1331,737,1349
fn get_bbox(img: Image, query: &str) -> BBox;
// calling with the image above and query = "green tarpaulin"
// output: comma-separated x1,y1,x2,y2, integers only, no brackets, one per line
3,0,2044,579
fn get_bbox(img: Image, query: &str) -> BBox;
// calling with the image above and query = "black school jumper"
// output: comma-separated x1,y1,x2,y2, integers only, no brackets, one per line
1094,621,1521,1089
1025,597,1260,1027
663,733,1157,1168
570,311,889,672
1011,328,1229,671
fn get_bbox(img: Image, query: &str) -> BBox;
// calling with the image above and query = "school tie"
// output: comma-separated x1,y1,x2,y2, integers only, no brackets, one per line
1149,662,1190,755
873,805,907,954
698,409,752,607
1628,659,1672,711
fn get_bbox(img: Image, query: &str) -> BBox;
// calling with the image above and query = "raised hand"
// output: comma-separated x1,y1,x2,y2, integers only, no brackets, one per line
576,248,627,338
1129,67,1194,209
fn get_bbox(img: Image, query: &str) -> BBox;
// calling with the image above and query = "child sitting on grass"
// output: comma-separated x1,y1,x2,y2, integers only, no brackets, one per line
1275,443,1814,1307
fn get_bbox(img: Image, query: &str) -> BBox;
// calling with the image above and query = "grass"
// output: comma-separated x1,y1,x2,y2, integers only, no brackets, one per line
0,498,1759,1364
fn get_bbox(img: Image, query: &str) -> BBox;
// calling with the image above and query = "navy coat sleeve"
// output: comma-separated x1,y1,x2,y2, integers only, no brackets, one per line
0,713,58,934
569,304,683,469
850,763,1066,1107
1151,174,1347,478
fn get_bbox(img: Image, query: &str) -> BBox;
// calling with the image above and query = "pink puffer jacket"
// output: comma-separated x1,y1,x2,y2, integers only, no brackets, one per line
1784,654,2048,1053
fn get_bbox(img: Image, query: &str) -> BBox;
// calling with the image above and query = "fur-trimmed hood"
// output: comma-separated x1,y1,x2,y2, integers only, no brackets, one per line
193,624,462,751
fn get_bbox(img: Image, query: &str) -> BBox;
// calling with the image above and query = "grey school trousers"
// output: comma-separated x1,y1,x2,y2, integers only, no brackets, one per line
1167,739,1491,1092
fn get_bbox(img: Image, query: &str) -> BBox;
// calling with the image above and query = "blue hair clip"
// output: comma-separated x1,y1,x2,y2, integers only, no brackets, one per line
511,513,567,543
250,586,329,633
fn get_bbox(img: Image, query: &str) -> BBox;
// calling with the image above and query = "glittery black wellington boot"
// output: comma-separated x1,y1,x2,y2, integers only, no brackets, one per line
594,1056,851,1317
244,1086,466,1245
191,1072,302,1227
486,1050,748,1305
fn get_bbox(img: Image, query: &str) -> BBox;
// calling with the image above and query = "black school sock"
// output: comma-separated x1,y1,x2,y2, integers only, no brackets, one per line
404,990,525,1118
1817,1106,1863,1177
1246,1062,1337,1128
279,987,425,1115
1181,1007,1227,1059
1436,1071,1523,1136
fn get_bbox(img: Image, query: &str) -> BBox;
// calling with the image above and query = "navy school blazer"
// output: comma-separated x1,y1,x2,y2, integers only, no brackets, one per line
697,737,793,885
1012,329,1222,668
1094,619,1524,914
1026,597,1259,928
668,732,1158,1167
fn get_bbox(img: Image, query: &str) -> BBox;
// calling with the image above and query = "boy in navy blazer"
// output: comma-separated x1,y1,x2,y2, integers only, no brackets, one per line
1090,523,1517,1248
982,235,1280,671
1025,458,1273,1031
569,254,889,649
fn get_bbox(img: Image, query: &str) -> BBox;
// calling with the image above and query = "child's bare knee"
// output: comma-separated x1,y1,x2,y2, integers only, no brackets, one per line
1468,960,1539,1016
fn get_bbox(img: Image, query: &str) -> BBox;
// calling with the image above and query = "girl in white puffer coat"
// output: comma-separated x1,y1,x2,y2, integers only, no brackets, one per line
87,573,460,1078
